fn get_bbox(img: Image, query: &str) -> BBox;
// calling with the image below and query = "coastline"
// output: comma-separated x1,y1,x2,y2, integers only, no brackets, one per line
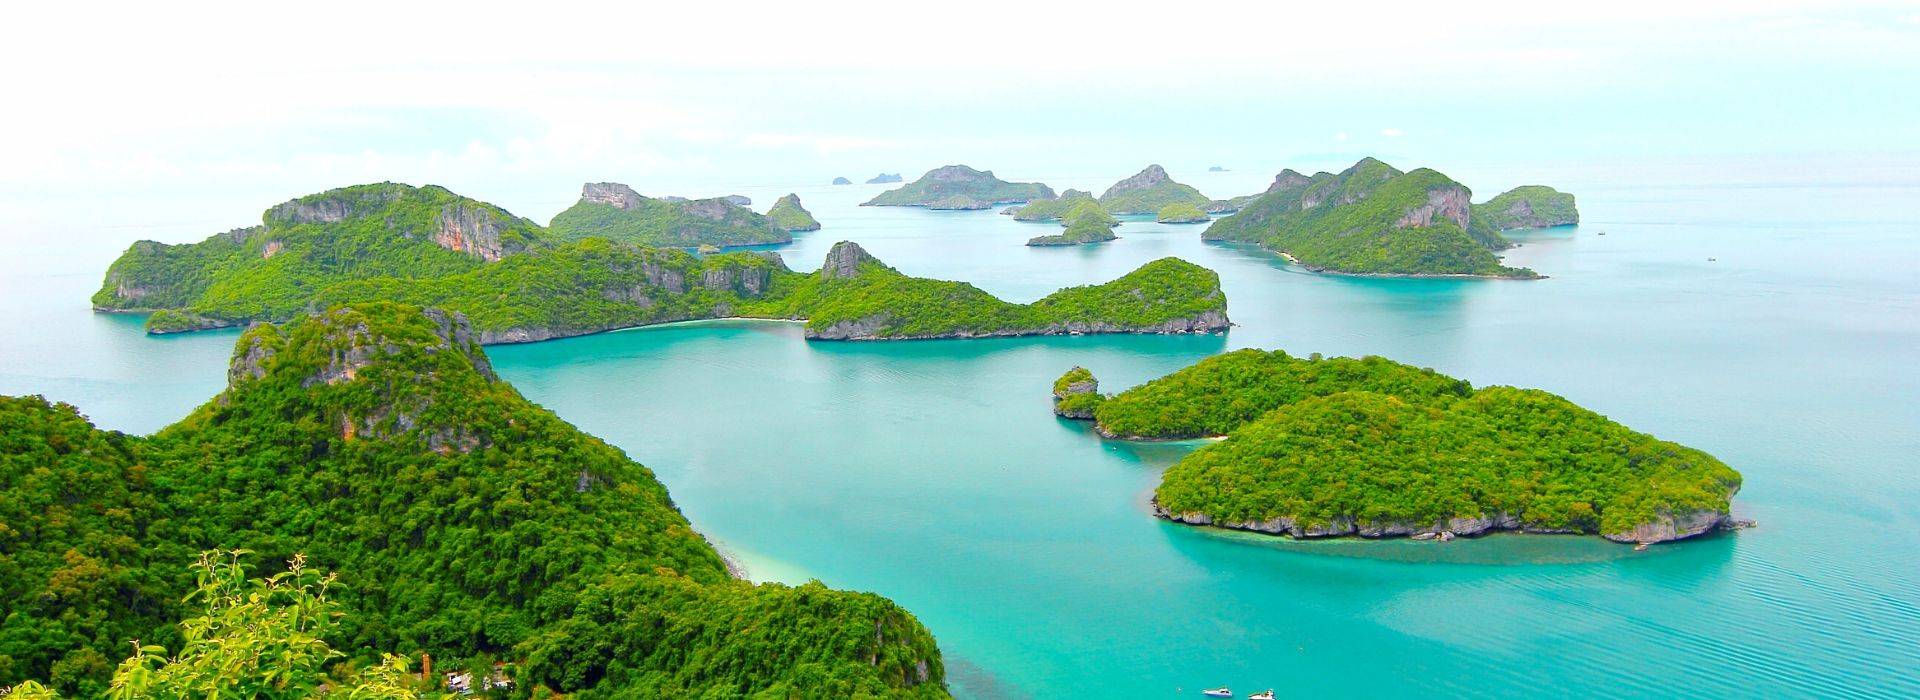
1272,250,1546,280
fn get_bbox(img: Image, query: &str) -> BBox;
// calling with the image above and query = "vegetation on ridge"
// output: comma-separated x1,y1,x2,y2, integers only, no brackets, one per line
1054,349,1742,541
0,304,949,696
864,165,1055,207
1203,158,1540,278
93,183,1231,344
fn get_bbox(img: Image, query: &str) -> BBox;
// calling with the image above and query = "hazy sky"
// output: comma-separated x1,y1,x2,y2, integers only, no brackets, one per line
5,0,1918,232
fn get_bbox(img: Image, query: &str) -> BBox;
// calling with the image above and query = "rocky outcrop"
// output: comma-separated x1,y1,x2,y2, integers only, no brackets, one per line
1101,164,1173,198
723,195,751,206
1267,169,1312,193
435,202,522,261
297,307,495,389
820,241,878,280
1602,510,1730,544
582,182,647,210
265,187,406,225
1153,500,1737,545
1394,186,1472,230
1051,367,1100,419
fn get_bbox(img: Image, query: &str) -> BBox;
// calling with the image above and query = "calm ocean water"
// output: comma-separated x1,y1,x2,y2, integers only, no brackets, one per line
3,159,1916,697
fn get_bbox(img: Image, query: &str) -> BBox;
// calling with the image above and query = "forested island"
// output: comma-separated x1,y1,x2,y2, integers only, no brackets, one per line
1010,189,1094,221
1025,201,1119,246
863,165,1055,208
867,173,904,184
549,182,791,247
1474,185,1580,230
1157,203,1210,223
1052,349,1745,544
92,183,1230,342
1202,159,1578,278
750,243,1224,338
0,304,947,697
1096,165,1212,214
766,193,822,231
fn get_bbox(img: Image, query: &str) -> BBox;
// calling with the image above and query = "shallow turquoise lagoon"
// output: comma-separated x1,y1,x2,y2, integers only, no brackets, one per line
4,163,1917,697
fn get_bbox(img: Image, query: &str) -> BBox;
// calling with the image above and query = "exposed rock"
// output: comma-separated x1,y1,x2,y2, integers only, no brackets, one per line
227,325,279,384
434,202,521,261
1153,498,1734,546
1602,510,1730,544
297,307,496,389
1394,186,1472,230
1051,367,1100,419
265,186,406,225
807,309,1229,341
1101,164,1174,198
723,195,751,206
820,241,877,280
582,182,647,210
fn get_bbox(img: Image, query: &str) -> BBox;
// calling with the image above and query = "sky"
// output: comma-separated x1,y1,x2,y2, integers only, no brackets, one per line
3,0,1918,239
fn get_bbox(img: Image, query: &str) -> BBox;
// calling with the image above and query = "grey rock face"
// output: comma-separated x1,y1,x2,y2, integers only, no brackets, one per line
1267,169,1312,193
723,195,751,206
227,325,278,385
1154,498,1734,546
435,202,520,261
1101,164,1172,198
819,241,877,280
1394,186,1472,230
265,188,405,225
581,182,647,210
1602,509,1730,544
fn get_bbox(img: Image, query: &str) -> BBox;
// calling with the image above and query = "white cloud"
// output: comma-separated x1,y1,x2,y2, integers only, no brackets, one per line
1381,128,1406,138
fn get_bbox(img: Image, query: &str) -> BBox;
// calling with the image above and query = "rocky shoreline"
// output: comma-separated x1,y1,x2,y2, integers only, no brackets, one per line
1151,497,1753,545
1275,251,1546,280
805,310,1230,341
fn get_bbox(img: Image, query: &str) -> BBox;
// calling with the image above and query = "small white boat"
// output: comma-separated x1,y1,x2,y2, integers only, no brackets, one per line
1249,691,1276,700
1203,688,1233,698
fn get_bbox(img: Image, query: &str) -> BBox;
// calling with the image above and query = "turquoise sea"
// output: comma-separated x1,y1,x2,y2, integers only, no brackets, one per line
3,158,1917,697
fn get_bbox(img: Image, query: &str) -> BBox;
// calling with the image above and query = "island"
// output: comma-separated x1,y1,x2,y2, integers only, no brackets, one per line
1208,166,1227,172
92,183,1233,344
1474,185,1580,230
1010,189,1093,221
742,242,1225,338
549,182,792,247
1026,217,1118,246
1157,203,1210,224
832,176,852,185
1202,158,1548,278
863,165,1055,207
1051,366,1102,418
928,194,993,210
867,173,904,184
1051,349,1746,544
1097,164,1212,215
765,192,822,231
0,303,947,696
